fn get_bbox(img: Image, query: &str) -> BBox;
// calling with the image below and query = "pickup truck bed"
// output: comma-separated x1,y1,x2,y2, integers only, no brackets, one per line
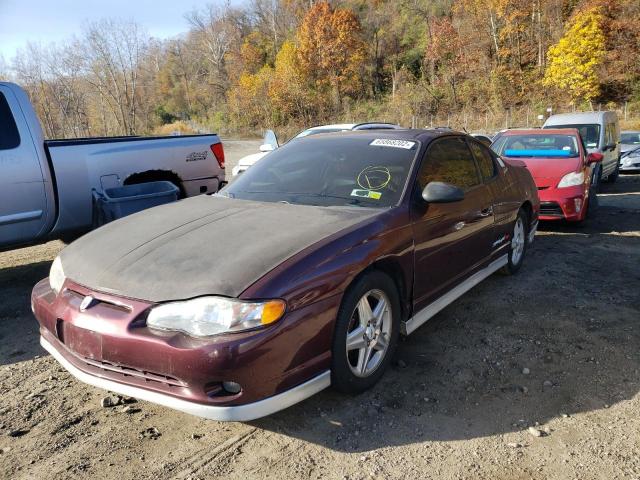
0,81,225,250
44,135,225,234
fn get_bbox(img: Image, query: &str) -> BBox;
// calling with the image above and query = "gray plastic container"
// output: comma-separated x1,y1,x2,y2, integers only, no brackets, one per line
92,181,179,227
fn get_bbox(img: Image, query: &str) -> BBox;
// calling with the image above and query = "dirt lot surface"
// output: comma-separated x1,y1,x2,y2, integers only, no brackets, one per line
1,145,639,479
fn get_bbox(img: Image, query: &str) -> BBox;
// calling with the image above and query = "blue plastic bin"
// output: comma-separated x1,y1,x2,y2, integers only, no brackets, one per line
92,181,179,227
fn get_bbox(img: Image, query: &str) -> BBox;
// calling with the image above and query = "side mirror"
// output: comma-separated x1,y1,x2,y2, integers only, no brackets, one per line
422,181,465,203
262,129,279,151
587,152,603,163
259,143,275,153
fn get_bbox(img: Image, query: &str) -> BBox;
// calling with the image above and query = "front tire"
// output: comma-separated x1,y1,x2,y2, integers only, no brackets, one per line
331,271,400,394
604,160,620,183
500,209,528,275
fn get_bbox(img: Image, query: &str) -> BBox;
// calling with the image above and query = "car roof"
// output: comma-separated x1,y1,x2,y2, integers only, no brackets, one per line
500,128,581,136
305,122,402,131
544,111,617,125
622,130,640,134
308,124,358,131
297,128,465,143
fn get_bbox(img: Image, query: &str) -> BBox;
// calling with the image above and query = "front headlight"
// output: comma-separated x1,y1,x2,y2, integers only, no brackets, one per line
557,171,585,188
49,256,66,295
146,296,286,337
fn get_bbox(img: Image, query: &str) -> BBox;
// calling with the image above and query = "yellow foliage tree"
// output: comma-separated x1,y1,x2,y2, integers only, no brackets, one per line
268,40,312,121
543,6,606,103
227,66,274,128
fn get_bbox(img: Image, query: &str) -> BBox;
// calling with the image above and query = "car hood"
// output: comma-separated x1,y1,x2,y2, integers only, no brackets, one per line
505,155,582,186
238,152,269,167
59,195,379,302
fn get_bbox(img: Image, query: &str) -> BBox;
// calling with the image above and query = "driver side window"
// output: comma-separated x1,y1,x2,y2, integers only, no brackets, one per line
416,137,481,191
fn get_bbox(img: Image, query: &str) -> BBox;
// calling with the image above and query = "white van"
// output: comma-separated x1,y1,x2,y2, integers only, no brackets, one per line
543,111,620,183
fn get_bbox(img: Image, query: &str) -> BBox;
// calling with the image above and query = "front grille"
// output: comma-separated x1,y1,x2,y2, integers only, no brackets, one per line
540,202,564,217
83,357,186,388
65,289,131,313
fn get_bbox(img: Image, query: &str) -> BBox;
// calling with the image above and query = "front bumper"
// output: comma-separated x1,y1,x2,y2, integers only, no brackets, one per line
40,336,329,421
537,185,588,222
32,278,337,420
620,158,640,171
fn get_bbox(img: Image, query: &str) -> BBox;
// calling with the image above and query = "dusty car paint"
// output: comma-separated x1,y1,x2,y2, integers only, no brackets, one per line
32,129,539,420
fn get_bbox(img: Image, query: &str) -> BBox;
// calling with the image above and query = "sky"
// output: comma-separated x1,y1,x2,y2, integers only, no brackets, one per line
0,0,238,62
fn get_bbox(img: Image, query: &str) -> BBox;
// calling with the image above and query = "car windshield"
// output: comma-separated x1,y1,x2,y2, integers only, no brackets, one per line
493,133,581,158
220,136,419,208
544,124,600,148
621,132,640,145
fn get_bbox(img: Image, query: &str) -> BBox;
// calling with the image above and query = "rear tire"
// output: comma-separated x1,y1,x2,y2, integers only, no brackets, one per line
331,271,400,394
500,209,528,275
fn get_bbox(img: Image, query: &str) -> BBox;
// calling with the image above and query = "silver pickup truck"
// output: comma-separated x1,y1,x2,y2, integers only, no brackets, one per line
0,82,225,250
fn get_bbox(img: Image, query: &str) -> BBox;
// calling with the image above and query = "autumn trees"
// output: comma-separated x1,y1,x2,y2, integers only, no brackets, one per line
2,0,640,138
227,1,367,128
543,6,606,105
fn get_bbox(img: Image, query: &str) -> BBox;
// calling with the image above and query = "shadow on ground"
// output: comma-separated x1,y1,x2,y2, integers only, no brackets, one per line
0,261,51,366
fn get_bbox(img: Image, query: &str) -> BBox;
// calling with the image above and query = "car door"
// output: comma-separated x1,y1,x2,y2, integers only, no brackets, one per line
410,136,495,311
0,86,48,247
466,138,507,255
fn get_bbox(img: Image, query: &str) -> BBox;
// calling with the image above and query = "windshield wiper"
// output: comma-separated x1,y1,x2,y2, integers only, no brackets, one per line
294,193,370,206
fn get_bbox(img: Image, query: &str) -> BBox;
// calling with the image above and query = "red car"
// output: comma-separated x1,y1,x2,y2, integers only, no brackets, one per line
32,130,539,421
492,129,603,222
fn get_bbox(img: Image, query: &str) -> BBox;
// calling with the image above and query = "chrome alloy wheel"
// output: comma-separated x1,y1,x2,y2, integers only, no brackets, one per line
511,217,526,265
345,289,392,378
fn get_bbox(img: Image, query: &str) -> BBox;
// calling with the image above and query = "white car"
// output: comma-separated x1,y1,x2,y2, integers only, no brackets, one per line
231,123,402,176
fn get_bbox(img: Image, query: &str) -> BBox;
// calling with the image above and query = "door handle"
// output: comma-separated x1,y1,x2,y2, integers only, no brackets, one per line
479,207,493,217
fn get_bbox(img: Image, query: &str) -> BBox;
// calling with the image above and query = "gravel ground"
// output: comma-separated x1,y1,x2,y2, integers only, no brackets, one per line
0,144,639,479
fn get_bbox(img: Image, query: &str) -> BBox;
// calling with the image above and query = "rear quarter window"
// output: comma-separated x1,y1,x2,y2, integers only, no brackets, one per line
0,92,21,150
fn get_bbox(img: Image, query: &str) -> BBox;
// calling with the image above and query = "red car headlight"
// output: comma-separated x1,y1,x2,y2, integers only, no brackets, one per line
557,171,584,188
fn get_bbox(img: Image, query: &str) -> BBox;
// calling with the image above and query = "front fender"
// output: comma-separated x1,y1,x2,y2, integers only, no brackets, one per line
240,209,414,313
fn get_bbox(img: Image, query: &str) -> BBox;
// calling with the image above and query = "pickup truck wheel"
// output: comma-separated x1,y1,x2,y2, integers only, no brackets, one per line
500,209,528,276
331,271,400,394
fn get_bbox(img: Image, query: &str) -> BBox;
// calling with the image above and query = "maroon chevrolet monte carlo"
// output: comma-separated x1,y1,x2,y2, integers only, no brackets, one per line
32,129,539,421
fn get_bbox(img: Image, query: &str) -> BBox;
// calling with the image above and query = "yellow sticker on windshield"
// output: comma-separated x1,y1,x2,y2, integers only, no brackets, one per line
351,189,382,200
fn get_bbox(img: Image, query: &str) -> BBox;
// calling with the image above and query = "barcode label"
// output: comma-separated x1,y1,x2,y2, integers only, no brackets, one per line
370,139,416,149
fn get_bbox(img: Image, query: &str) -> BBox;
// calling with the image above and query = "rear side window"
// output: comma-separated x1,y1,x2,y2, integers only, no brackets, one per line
417,137,481,191
468,140,497,180
0,92,20,150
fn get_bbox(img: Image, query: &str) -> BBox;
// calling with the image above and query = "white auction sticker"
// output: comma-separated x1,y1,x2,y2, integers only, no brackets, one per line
370,139,416,149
